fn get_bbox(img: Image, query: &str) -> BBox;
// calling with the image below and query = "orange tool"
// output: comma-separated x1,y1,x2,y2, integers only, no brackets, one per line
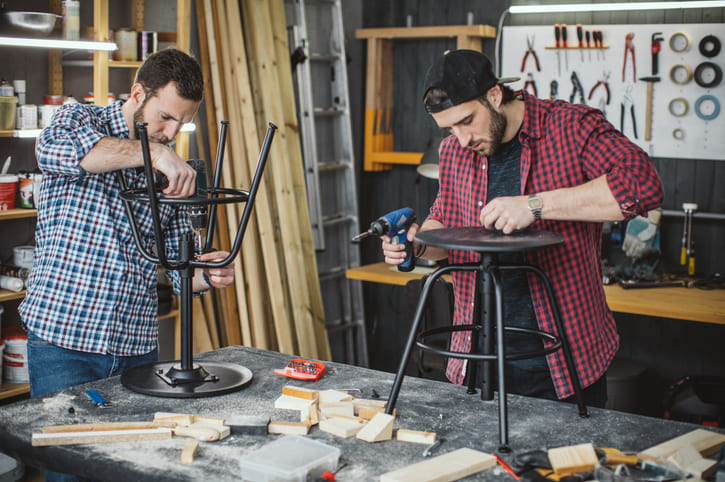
274,359,325,381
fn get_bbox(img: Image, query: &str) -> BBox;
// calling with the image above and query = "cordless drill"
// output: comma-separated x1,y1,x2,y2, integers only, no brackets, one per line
352,207,417,272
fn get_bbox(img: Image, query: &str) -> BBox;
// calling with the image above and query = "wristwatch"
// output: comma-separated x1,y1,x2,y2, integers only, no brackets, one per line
527,194,543,222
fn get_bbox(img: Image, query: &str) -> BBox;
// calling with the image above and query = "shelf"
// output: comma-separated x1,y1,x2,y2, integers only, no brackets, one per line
0,130,40,139
544,45,610,50
0,209,37,220
0,382,30,401
0,36,116,51
0,289,26,302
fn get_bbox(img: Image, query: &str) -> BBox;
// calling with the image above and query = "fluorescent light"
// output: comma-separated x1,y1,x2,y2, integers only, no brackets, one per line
180,123,196,133
510,1,725,14
0,36,116,51
14,129,40,139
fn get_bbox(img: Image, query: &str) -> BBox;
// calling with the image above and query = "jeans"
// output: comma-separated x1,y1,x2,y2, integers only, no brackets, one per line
26,330,158,482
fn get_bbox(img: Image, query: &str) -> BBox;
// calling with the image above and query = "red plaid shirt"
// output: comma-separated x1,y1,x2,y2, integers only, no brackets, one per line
428,91,663,398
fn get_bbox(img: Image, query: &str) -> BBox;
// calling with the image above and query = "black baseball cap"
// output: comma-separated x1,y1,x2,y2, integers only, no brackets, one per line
423,49,519,113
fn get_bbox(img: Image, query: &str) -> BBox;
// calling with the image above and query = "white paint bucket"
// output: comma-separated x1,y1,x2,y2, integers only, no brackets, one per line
13,245,34,269
3,336,28,383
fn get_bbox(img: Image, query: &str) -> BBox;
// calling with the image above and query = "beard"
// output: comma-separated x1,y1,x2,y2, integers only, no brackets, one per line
470,100,507,157
133,103,171,145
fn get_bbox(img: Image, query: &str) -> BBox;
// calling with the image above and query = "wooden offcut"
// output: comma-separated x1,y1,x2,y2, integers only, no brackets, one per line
282,385,319,401
642,428,725,459
548,443,599,475
396,429,437,445
267,420,311,436
356,413,395,443
319,417,366,439
181,440,199,464
32,428,172,446
380,448,497,482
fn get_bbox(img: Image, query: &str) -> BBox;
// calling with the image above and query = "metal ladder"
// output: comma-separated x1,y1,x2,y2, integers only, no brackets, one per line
285,0,368,367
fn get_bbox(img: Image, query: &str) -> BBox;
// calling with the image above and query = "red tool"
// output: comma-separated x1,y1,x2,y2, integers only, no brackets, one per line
622,32,636,82
524,73,538,97
576,24,584,61
274,358,326,381
651,32,664,75
561,23,569,71
588,71,611,104
520,35,540,72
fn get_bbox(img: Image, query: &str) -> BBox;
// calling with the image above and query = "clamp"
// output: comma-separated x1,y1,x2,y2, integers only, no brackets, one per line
520,35,541,72
620,85,638,139
588,70,611,104
622,32,636,82
569,71,585,105
524,73,538,98
549,79,559,100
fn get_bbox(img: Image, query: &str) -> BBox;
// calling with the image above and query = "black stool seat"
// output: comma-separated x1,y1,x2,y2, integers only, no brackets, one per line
385,227,588,452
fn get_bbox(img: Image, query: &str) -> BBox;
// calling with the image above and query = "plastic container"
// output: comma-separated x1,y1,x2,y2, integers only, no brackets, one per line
0,174,18,211
3,335,28,383
13,245,34,269
0,96,18,130
62,0,80,40
239,435,340,482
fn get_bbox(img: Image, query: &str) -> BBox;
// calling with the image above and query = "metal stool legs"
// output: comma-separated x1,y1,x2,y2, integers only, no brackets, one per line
386,257,589,451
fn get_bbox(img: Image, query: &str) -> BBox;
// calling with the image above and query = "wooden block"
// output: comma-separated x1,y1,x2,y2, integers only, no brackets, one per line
380,447,496,482
396,428,436,445
667,443,703,470
356,413,394,443
353,398,387,410
194,415,225,426
319,401,355,419
354,398,388,419
282,385,319,401
548,443,599,475
319,417,366,438
642,429,725,459
154,412,194,426
32,428,172,446
224,415,269,435
683,457,718,479
301,403,319,425
267,420,310,436
318,389,353,404
181,440,199,464
275,394,316,411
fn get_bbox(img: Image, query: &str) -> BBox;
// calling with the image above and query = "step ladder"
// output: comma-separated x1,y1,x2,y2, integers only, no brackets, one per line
285,0,368,367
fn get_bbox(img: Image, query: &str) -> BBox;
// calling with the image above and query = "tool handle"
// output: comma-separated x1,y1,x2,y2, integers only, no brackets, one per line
680,247,688,265
644,82,654,141
688,256,696,276
554,24,560,47
396,234,415,272
561,24,568,46
585,29,591,47
577,24,583,47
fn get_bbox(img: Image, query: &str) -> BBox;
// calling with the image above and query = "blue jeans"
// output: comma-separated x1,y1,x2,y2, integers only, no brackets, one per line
26,330,157,482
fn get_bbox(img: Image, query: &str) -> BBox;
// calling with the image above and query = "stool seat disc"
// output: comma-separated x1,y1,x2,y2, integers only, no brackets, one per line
415,227,564,252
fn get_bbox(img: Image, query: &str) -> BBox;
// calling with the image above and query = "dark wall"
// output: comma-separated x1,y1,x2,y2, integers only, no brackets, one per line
345,1,725,416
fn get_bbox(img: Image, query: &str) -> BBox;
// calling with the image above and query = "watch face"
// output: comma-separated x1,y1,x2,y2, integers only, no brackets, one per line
528,197,543,209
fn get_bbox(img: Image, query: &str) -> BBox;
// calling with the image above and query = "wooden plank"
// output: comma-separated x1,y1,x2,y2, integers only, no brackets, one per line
180,439,199,464
396,428,437,445
32,428,172,446
42,422,172,433
274,394,316,411
282,385,319,401
548,443,599,475
93,0,109,106
380,447,496,482
355,25,497,40
642,428,725,459
267,420,310,435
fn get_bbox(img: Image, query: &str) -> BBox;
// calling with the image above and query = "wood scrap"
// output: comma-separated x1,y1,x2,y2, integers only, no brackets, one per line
380,447,497,482
224,415,270,435
396,428,437,445
666,443,718,479
356,413,395,443
319,389,353,404
274,394,316,411
319,417,366,438
42,422,172,433
174,423,229,442
267,420,310,435
181,439,199,464
32,428,172,446
318,402,355,419
642,428,725,459
153,412,195,426
282,385,319,400
548,443,599,475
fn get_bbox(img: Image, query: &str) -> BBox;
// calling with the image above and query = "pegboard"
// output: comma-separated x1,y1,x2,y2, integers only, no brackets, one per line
501,24,725,161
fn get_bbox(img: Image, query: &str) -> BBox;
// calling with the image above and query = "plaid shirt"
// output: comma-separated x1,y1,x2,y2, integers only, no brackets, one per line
428,91,663,398
20,102,190,356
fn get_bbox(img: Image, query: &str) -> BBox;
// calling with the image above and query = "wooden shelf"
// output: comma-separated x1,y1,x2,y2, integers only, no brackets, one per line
0,209,37,220
0,382,30,401
0,289,26,303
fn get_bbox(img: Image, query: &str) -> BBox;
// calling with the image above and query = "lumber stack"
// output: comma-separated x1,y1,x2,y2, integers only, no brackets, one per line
192,0,330,360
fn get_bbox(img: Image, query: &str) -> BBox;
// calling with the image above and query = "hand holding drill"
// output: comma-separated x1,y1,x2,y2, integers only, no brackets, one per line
353,207,417,272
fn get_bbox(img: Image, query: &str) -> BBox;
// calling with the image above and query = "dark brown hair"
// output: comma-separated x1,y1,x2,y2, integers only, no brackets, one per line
135,48,203,102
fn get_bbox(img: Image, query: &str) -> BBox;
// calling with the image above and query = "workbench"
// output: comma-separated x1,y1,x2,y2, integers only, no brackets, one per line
0,346,721,480
346,262,725,325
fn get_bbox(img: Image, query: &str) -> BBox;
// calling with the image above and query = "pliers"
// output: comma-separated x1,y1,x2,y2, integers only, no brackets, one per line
588,71,611,104
620,85,638,139
569,71,585,105
524,73,538,97
520,35,541,72
622,32,635,82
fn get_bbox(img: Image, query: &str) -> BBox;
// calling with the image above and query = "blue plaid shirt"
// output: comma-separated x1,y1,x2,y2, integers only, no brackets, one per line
20,101,191,356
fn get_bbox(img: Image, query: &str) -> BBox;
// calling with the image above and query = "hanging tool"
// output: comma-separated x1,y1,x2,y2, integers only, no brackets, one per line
622,32,636,82
639,75,661,141
585,29,592,61
352,207,417,272
576,24,584,62
594,30,604,61
651,32,664,75
681,203,698,276
561,23,569,71
620,85,638,139
554,24,562,77
569,71,585,105
524,73,538,97
549,80,558,100
520,35,541,72
588,70,611,104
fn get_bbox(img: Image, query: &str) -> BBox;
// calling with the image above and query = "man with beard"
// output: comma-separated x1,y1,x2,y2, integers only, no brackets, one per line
381,50,663,407
21,48,234,404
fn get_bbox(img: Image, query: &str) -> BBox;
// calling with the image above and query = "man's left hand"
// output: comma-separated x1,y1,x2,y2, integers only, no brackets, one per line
196,251,234,290
480,195,534,234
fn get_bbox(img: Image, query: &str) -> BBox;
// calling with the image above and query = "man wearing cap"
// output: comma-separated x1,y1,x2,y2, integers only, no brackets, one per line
381,50,663,406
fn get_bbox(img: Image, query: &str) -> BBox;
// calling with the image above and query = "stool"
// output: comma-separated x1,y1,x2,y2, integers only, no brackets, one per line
385,227,589,451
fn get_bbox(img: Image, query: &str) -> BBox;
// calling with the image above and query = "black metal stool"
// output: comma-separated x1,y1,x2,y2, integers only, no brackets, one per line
385,227,589,451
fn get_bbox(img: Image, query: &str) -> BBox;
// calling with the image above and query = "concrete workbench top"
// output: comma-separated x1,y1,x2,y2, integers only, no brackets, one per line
0,346,718,480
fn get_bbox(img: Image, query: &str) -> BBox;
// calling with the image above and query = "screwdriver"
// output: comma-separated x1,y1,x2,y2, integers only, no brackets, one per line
554,24,561,76
561,23,569,71
585,29,592,61
577,24,584,61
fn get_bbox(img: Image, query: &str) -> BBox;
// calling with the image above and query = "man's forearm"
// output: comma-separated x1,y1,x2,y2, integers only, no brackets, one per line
79,137,146,173
538,175,625,223
415,218,448,261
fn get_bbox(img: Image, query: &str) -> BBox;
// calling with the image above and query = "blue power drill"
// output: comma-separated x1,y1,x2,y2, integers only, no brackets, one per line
352,207,417,272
